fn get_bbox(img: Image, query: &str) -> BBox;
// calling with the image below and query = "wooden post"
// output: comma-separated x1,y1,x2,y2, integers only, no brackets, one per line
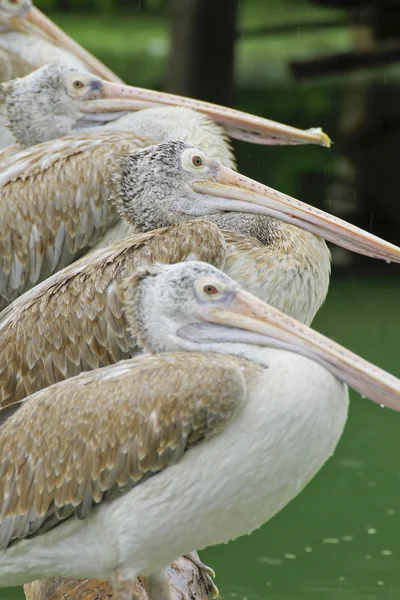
166,0,238,106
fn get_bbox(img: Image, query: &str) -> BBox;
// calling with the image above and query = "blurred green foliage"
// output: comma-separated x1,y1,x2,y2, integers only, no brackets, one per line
37,0,167,13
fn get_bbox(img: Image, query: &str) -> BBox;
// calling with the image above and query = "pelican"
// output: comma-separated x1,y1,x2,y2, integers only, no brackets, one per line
0,0,123,82
2,143,400,404
0,65,332,306
0,261,399,599
0,63,330,151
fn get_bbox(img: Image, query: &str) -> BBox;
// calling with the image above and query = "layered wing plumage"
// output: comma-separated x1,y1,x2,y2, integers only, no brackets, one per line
0,352,248,549
0,130,156,308
0,220,227,405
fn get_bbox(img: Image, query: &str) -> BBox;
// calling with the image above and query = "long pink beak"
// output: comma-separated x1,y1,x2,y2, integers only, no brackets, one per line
80,80,332,147
198,289,400,411
191,165,400,263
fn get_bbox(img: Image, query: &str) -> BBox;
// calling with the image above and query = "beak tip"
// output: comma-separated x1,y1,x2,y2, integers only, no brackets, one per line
321,135,332,148
306,128,332,148
317,129,332,148
307,127,332,148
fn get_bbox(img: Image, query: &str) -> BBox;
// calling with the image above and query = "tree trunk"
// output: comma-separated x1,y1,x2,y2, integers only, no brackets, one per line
166,0,237,106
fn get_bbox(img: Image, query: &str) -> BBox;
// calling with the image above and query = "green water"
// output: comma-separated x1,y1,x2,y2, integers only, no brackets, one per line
2,277,400,600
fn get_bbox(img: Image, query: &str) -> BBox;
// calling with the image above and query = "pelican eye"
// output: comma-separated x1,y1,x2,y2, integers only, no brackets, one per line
72,80,85,90
192,155,204,168
203,284,219,295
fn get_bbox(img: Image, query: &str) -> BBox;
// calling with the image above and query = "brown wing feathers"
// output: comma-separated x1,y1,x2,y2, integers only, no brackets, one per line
0,131,155,308
0,220,226,405
0,353,246,549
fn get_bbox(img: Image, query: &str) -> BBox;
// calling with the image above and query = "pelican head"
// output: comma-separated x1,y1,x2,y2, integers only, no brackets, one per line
0,64,128,146
109,140,400,264
0,63,333,148
126,261,400,412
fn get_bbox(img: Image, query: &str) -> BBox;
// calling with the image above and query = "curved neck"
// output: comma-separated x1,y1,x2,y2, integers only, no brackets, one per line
207,214,331,326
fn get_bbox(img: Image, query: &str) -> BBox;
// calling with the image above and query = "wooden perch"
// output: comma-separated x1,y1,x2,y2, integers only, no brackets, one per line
239,18,348,39
290,41,400,78
23,554,217,600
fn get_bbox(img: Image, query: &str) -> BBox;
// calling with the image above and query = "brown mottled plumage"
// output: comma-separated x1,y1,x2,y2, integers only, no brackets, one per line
0,351,248,548
0,211,332,406
0,131,156,308
0,221,227,405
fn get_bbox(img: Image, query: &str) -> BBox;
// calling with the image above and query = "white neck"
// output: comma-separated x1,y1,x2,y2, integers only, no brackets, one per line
102,107,236,169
